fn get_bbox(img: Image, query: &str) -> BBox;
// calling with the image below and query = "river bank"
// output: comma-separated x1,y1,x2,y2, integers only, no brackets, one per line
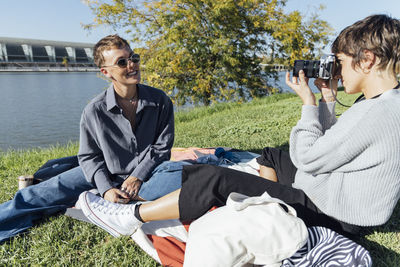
0,92,398,266
0,72,320,151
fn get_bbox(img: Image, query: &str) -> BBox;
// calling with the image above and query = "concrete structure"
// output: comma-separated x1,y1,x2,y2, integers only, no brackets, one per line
260,63,289,72
0,37,97,72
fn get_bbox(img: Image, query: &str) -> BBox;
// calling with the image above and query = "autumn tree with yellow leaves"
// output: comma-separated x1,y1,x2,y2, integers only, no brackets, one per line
84,0,331,105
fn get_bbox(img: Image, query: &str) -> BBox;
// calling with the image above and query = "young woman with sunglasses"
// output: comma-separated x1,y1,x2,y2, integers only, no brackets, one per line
79,35,179,203
80,14,400,239
0,34,179,243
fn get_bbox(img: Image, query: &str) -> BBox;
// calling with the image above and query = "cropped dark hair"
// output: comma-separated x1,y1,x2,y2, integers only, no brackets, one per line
332,14,400,75
93,34,130,67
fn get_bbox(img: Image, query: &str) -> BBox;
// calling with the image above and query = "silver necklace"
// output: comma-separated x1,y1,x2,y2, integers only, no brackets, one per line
125,94,138,103
118,94,138,104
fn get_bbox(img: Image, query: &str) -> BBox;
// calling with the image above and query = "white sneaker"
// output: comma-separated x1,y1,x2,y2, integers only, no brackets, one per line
78,191,143,237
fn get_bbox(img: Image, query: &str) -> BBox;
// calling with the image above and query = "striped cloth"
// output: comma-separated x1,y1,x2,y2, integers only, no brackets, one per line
282,226,372,267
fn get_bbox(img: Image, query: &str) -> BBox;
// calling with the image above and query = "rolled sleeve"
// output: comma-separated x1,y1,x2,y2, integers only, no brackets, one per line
131,158,157,181
93,168,114,196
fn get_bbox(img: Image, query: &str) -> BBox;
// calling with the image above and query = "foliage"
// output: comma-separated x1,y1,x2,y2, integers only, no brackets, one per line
83,0,332,105
1,93,400,266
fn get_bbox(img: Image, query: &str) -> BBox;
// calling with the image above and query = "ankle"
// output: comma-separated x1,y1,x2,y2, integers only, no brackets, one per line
134,203,144,222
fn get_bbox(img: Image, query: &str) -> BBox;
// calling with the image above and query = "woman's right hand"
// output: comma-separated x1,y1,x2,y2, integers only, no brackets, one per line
285,70,316,106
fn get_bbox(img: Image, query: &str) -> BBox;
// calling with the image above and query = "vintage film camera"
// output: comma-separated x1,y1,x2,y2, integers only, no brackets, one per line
292,54,340,80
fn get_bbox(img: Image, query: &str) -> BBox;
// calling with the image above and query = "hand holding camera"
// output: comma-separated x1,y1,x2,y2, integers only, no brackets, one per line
285,70,316,106
288,54,341,105
292,54,340,80
314,78,338,103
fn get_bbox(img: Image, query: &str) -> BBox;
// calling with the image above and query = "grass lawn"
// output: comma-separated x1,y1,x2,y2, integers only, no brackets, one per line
0,92,399,266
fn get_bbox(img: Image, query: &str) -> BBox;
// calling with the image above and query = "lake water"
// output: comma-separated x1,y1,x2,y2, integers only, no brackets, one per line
0,72,107,151
0,72,316,151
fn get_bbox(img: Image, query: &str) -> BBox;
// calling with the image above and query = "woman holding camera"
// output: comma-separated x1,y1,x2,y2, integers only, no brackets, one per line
79,14,400,238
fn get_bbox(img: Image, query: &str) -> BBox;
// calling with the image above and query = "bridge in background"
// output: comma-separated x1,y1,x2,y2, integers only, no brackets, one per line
0,37,291,73
260,63,290,72
0,37,97,72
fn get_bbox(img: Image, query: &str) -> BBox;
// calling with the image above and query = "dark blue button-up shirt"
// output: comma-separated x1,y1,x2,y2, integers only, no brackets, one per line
78,84,174,196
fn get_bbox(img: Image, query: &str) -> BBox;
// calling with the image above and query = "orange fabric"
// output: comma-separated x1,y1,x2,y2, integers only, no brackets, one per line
148,235,186,267
147,213,217,266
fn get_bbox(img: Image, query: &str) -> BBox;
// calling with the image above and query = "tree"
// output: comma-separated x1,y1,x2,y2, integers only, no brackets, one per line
84,0,332,105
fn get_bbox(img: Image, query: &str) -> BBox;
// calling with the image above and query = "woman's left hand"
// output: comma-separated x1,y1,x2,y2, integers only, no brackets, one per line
314,78,338,103
285,70,316,106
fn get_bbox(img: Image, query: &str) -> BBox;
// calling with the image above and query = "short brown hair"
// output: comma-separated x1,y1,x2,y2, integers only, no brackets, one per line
332,14,400,75
93,34,130,67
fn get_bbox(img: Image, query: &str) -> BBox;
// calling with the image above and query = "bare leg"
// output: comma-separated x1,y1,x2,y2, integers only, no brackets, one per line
140,189,181,222
139,166,276,222
259,165,278,182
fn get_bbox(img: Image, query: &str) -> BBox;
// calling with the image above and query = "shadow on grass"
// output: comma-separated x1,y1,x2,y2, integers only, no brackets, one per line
359,237,400,267
356,203,400,266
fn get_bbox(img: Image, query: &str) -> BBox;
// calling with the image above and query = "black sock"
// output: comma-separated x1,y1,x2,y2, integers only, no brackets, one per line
134,203,144,222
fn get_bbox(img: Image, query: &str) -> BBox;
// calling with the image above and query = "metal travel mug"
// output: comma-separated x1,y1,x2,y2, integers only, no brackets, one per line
18,175,34,190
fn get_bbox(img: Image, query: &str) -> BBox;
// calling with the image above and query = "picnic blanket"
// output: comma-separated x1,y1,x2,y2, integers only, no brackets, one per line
34,147,260,183
34,148,372,266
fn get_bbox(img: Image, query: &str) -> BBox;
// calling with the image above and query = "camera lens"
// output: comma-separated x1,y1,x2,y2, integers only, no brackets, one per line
293,60,320,78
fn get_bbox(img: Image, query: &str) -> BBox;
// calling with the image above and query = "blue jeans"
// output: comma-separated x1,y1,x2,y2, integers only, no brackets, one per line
139,160,191,200
0,166,92,243
0,160,188,243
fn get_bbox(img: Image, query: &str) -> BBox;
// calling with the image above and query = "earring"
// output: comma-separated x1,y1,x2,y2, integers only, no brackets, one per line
362,68,370,74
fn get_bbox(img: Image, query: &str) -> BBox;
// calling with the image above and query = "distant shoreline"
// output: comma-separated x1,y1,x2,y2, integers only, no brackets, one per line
0,68,98,72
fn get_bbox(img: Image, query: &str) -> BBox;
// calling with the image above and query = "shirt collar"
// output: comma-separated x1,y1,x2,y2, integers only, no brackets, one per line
106,84,118,111
106,83,158,112
136,84,157,112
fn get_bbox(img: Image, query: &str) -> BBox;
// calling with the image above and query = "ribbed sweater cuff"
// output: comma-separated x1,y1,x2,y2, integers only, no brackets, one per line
300,105,319,121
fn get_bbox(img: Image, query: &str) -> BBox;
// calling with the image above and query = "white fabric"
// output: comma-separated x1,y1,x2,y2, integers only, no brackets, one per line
225,157,261,176
141,219,188,242
183,192,308,267
131,228,162,264
197,151,261,176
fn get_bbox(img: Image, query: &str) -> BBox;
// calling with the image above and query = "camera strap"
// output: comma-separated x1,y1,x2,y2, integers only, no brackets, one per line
330,79,351,107
353,82,400,104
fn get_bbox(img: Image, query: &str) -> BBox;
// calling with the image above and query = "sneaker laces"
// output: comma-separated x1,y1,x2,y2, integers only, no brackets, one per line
92,200,134,216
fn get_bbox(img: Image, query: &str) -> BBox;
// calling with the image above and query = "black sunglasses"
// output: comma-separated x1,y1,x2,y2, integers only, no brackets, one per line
102,53,140,68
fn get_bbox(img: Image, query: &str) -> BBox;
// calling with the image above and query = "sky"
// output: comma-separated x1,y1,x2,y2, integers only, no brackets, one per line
1,0,399,47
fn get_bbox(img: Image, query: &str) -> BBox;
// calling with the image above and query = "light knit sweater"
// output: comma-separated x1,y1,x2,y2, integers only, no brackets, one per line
290,89,400,226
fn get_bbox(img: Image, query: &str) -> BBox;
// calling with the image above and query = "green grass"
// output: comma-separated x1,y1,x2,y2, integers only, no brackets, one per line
1,92,399,266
